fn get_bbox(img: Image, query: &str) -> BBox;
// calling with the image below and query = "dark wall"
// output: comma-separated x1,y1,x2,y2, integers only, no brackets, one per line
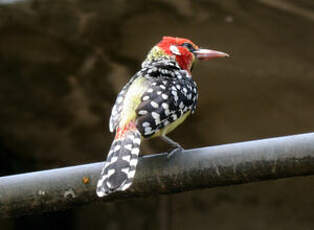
1,0,314,229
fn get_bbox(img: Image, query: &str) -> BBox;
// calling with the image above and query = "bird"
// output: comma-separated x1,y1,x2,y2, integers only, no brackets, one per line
96,36,229,197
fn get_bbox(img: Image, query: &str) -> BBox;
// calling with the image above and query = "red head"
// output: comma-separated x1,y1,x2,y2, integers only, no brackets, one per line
151,36,229,72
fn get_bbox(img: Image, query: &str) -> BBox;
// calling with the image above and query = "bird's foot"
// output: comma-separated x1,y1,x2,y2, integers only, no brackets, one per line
167,146,184,158
160,135,184,158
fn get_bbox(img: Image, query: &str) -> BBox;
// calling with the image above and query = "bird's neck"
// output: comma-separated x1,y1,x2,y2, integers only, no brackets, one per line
143,46,180,67
142,46,194,73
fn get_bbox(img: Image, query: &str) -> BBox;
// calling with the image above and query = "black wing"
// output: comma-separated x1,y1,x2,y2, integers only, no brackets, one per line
135,71,197,138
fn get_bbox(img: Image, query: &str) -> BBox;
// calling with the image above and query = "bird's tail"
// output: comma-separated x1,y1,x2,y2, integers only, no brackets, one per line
96,122,141,197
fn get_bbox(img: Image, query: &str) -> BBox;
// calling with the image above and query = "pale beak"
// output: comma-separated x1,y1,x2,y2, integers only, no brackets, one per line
194,48,229,60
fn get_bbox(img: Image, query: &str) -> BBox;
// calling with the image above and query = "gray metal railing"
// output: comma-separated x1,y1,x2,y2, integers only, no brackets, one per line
1,132,314,217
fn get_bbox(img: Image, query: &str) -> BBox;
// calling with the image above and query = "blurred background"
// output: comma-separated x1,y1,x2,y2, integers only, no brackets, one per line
1,0,314,229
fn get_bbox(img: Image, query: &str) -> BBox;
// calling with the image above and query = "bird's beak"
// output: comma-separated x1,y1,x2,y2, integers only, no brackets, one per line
194,48,229,60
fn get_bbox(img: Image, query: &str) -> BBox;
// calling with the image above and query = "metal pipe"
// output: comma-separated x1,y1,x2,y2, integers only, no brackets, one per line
1,132,314,217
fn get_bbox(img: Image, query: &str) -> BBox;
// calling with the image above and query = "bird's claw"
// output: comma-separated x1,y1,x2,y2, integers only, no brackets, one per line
167,146,184,158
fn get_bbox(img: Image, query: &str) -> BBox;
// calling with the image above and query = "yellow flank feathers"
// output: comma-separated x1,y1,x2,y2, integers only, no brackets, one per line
119,76,147,128
152,111,191,138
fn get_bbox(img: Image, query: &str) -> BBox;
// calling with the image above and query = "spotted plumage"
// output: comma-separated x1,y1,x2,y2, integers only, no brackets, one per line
97,36,229,197
135,59,198,138
96,126,141,196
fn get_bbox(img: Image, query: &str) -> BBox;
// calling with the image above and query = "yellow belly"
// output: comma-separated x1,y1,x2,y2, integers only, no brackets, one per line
151,111,191,138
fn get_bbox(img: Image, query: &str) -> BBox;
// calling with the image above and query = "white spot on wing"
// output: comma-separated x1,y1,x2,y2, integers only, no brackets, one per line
145,127,152,134
162,103,169,109
138,110,148,115
151,101,159,108
152,112,161,124
142,122,150,127
162,94,168,100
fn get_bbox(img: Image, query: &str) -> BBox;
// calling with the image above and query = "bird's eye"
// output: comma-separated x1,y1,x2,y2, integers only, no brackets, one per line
181,43,195,52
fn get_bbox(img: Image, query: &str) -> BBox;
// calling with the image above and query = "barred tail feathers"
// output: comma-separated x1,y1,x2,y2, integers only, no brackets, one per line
96,125,141,197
